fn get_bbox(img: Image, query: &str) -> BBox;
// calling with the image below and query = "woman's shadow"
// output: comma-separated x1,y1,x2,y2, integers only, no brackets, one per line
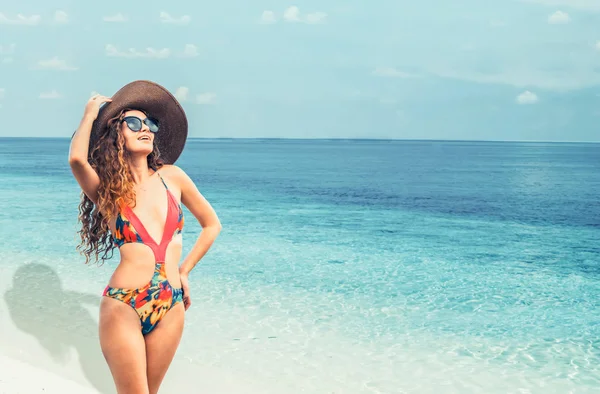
4,263,114,394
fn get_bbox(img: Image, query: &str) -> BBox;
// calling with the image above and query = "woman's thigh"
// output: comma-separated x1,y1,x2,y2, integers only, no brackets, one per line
99,297,149,394
144,302,185,394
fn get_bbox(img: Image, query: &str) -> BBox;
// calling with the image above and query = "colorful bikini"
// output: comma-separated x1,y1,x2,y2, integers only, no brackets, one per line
103,171,185,335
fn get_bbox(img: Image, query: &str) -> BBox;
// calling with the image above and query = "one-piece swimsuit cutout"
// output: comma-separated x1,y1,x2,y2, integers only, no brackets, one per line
103,171,185,335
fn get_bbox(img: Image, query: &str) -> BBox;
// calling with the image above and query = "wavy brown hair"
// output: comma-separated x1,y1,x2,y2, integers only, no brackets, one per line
76,108,165,265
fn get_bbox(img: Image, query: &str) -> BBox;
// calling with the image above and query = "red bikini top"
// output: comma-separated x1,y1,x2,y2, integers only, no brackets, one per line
112,172,185,262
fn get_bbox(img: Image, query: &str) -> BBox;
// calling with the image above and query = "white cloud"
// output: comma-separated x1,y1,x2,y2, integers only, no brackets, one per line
197,92,216,104
0,45,15,64
260,10,276,24
516,91,539,104
282,6,327,24
174,87,189,102
54,10,68,24
305,12,327,24
103,13,128,22
160,12,191,25
427,65,600,91
182,44,198,57
596,41,600,50
36,57,77,70
0,88,5,99
0,43,16,55
548,10,570,24
372,67,416,78
0,13,41,25
283,6,301,22
105,44,170,59
521,0,600,11
39,90,61,99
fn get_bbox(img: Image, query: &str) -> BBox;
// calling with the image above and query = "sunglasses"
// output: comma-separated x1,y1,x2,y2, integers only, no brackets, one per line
122,116,159,133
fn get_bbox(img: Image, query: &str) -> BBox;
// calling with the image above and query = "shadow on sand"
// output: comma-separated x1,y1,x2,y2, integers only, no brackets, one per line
3,263,114,394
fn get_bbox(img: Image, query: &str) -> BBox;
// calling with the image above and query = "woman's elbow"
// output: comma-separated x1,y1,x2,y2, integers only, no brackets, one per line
68,154,87,167
209,221,222,233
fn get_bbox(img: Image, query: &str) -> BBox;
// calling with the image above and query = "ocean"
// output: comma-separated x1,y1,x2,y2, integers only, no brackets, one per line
0,137,599,393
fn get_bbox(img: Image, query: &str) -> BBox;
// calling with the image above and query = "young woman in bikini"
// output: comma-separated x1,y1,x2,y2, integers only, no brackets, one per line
68,80,221,394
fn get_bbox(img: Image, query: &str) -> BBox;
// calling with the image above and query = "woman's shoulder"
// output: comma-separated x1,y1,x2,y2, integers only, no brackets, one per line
159,163,186,176
158,164,198,194
158,164,189,186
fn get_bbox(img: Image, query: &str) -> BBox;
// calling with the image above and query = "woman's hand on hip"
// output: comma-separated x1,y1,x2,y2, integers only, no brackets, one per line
180,272,191,311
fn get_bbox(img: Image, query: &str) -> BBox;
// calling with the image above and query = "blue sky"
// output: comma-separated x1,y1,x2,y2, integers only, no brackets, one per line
0,0,599,141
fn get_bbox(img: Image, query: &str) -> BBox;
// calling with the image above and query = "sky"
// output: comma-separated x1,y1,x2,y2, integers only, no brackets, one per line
0,0,599,141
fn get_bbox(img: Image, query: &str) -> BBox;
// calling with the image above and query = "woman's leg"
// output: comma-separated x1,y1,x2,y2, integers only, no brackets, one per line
99,297,150,394
144,302,185,394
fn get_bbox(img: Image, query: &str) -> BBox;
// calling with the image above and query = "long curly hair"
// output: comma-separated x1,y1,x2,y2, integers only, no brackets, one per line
75,108,165,265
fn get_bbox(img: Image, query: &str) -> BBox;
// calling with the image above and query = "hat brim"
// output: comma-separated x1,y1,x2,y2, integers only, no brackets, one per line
89,80,188,165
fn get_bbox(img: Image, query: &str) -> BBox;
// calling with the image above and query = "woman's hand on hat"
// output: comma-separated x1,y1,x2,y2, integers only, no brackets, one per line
84,93,112,120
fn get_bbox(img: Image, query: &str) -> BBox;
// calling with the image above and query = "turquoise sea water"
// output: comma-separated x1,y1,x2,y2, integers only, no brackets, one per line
0,138,599,393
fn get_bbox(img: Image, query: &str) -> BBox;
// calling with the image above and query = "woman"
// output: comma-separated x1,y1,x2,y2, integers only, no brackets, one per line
68,80,222,394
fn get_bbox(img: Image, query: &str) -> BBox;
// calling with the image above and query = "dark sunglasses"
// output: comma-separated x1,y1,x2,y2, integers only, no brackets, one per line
122,116,159,133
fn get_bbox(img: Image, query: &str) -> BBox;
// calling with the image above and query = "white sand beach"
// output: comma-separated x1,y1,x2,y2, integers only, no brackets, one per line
0,336,282,394
0,266,283,394
0,354,98,394
0,351,278,394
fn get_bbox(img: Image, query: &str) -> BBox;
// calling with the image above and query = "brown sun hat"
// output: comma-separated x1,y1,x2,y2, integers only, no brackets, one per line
88,80,188,164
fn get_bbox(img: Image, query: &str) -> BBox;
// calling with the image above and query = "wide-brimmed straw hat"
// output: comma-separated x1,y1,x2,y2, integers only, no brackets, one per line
89,80,188,164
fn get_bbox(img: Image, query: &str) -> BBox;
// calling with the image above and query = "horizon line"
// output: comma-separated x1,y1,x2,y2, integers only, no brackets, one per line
0,136,599,144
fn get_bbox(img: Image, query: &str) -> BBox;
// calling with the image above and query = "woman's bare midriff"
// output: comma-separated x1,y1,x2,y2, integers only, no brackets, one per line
106,237,183,291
